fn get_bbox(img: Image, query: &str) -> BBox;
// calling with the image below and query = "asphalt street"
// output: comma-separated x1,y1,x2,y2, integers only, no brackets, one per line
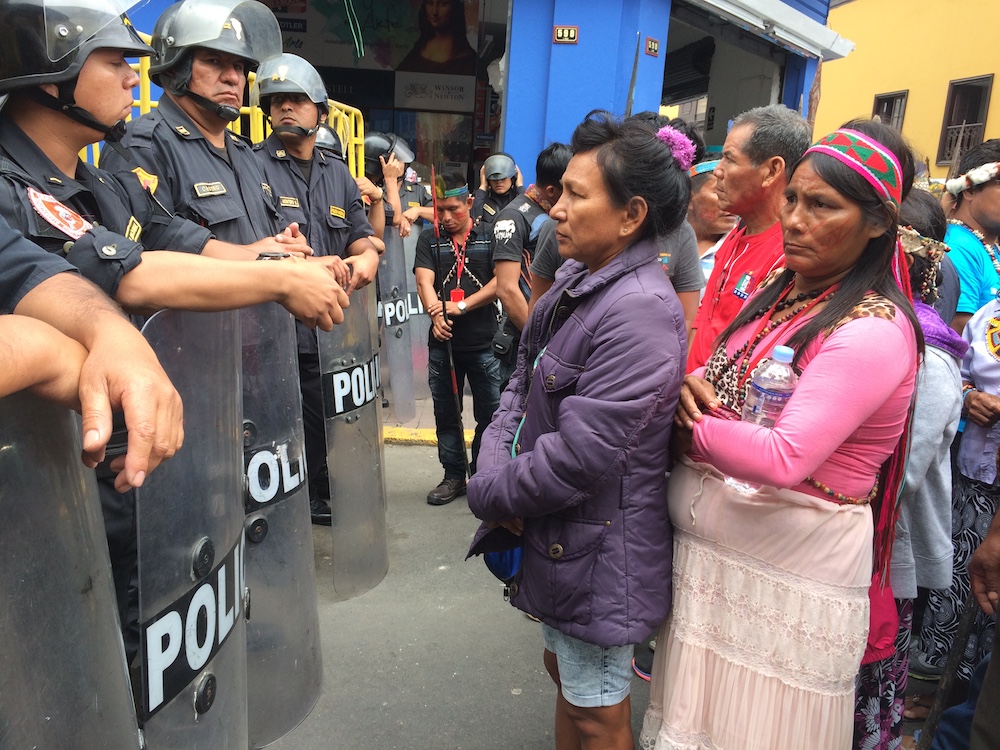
270,443,651,750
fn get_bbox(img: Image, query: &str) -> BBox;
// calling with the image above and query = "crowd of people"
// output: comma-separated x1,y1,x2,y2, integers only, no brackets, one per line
459,110,1000,750
2,0,1000,747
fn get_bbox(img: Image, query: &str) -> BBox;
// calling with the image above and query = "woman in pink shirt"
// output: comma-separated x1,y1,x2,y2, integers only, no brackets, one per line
640,121,920,750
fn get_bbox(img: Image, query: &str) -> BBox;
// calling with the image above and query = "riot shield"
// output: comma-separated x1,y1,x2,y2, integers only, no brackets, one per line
135,309,247,749
0,393,140,750
318,282,389,600
240,302,322,748
402,227,431,402
378,224,416,424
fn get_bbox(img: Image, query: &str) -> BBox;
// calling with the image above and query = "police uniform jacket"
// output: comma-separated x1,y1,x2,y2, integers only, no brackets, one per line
0,214,76,313
255,132,374,353
0,116,213,300
254,133,373,258
399,180,432,227
472,185,522,234
99,95,285,245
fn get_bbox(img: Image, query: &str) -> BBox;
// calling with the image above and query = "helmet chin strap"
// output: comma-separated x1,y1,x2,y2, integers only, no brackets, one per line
23,87,128,142
182,87,241,123
271,123,320,138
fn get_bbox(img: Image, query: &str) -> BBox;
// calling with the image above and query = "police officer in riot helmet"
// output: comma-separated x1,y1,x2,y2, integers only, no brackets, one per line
100,0,315,256
364,131,432,238
472,152,523,233
0,0,351,665
253,53,382,524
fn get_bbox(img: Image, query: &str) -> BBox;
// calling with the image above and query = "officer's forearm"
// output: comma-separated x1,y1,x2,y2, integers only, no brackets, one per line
368,198,386,239
14,272,130,350
201,239,260,261
114,251,306,314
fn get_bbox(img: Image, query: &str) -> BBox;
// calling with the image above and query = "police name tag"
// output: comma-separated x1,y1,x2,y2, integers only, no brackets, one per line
329,206,346,219
194,182,227,198
483,203,496,215
280,196,300,208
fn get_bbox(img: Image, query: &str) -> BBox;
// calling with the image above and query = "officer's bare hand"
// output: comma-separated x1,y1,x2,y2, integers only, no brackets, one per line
398,215,412,238
279,262,350,329
344,246,380,292
309,254,352,288
478,164,487,191
355,176,382,203
431,312,452,341
273,222,314,256
515,166,524,187
380,154,405,184
79,320,184,492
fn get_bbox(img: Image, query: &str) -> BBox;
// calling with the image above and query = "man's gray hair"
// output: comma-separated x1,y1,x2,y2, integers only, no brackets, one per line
733,104,812,174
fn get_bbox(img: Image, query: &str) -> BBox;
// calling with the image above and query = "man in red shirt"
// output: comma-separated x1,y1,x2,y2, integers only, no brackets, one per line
687,105,811,371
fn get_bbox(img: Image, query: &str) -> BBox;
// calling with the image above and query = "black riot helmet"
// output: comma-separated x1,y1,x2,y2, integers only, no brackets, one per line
363,132,415,185
315,124,345,160
250,53,328,137
149,0,281,122
0,0,152,141
483,153,516,181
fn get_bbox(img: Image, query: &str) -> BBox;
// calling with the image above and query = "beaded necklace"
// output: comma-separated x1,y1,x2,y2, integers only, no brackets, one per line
712,281,831,391
948,218,1000,277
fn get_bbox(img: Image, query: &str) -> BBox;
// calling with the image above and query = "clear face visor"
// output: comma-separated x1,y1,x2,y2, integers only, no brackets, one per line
158,0,280,66
43,0,147,62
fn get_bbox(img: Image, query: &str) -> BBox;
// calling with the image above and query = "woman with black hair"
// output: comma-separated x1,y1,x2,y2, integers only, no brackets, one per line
398,0,476,75
468,111,690,749
640,121,921,750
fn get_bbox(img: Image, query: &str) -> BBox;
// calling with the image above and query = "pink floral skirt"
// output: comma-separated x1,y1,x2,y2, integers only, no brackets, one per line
640,458,873,750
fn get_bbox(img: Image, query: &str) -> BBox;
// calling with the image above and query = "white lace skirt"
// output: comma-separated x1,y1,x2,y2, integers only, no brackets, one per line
639,458,873,750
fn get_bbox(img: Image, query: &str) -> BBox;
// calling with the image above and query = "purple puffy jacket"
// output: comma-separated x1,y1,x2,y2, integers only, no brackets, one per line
467,238,685,648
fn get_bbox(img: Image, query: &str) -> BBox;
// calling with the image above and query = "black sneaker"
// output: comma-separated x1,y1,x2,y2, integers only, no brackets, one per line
427,477,466,506
310,498,332,526
633,634,655,681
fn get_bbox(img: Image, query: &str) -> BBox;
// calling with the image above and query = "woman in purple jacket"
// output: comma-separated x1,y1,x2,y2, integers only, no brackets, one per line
467,111,691,749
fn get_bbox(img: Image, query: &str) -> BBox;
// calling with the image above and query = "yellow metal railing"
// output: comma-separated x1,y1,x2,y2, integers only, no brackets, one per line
87,36,364,178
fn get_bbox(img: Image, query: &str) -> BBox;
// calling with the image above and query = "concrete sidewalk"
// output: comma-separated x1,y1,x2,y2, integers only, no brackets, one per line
271,443,651,749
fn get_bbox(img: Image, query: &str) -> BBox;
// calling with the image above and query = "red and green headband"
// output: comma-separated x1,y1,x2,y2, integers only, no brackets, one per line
804,128,903,212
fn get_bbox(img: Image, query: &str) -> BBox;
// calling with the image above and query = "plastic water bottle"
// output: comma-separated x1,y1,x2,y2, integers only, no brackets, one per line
741,345,798,428
724,345,798,494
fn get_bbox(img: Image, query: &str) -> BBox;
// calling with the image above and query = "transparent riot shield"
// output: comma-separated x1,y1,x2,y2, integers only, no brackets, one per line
0,393,140,750
135,309,247,749
378,225,416,424
241,302,322,748
318,282,389,600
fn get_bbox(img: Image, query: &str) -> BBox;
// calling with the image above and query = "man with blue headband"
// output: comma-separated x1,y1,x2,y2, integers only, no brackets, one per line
413,170,501,506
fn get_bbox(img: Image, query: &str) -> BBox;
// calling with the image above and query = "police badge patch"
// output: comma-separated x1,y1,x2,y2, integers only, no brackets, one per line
27,187,93,239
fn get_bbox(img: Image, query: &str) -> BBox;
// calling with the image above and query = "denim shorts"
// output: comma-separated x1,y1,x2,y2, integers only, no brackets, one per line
541,624,634,708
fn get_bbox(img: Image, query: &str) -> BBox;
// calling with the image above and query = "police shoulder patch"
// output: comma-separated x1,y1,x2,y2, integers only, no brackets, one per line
124,216,143,242
132,167,159,194
280,196,300,208
330,205,346,219
194,182,227,198
27,187,93,240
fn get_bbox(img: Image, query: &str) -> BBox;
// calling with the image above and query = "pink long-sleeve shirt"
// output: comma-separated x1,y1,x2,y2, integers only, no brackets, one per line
691,310,918,501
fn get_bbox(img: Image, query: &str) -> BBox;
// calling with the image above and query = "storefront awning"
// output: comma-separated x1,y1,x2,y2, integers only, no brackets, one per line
684,0,854,60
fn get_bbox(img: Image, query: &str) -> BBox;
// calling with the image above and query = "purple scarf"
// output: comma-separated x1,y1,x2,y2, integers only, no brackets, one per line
915,300,968,361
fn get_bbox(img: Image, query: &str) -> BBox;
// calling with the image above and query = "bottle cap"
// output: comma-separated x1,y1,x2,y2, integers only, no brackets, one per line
772,345,794,363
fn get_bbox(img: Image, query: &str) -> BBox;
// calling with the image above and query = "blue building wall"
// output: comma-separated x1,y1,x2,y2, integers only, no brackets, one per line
504,0,826,183
504,0,672,185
